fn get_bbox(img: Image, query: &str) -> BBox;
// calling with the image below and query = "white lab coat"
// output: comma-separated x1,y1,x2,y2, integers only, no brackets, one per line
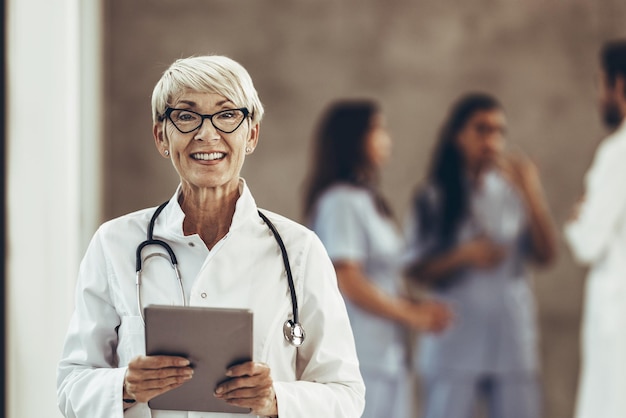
565,120,626,418
57,180,365,418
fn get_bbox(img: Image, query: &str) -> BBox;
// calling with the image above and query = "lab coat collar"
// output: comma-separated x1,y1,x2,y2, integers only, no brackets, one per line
231,178,260,231
159,178,259,238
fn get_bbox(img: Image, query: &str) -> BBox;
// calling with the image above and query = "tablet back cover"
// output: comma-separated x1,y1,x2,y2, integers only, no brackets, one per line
144,305,253,413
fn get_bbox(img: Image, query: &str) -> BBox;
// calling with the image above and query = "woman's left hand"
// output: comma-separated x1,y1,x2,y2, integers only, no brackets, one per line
214,361,278,417
497,152,541,198
497,150,558,265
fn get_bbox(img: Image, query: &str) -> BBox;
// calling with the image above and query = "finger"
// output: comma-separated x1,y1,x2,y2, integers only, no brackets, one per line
493,153,511,170
216,373,272,397
130,355,190,370
226,362,270,378
129,380,189,404
430,310,451,332
126,368,193,397
495,246,508,258
127,370,193,392
126,371,193,401
505,146,530,161
223,396,274,416
430,320,444,332
432,307,451,327
496,153,527,181
216,381,273,400
127,364,194,382
219,384,277,416
216,363,273,398
431,321,447,333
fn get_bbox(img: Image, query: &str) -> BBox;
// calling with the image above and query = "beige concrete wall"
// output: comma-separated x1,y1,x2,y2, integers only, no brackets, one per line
103,1,626,417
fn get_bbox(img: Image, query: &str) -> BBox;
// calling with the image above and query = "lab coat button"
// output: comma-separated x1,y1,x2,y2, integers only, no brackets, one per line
201,292,207,298
188,242,195,247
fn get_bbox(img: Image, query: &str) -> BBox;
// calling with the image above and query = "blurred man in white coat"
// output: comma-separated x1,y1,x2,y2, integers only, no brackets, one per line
565,39,626,418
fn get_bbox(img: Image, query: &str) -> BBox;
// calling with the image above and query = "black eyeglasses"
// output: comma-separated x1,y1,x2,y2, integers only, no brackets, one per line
161,107,250,134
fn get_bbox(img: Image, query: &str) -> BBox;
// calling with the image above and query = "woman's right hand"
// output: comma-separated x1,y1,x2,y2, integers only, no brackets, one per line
124,355,194,404
459,236,506,268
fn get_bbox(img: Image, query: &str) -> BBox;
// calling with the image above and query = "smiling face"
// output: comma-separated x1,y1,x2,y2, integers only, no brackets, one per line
153,90,259,196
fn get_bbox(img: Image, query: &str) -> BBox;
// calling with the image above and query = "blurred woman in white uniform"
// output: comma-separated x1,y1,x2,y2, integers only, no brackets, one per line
304,99,451,418
57,55,365,418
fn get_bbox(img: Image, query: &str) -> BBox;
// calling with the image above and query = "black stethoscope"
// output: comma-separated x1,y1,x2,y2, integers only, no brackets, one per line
135,200,306,347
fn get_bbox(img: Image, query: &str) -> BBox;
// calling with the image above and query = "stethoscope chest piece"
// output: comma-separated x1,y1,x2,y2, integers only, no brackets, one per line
283,319,306,347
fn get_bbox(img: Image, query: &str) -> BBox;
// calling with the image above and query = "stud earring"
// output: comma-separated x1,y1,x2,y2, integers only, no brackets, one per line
164,150,170,157
245,147,252,153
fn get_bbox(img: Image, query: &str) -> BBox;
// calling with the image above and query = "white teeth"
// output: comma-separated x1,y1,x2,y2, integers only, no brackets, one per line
192,152,225,161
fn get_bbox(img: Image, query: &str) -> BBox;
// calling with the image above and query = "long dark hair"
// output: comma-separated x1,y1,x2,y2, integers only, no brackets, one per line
423,93,502,243
303,99,392,220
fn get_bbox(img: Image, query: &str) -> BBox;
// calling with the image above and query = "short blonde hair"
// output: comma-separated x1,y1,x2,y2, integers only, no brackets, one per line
151,55,264,125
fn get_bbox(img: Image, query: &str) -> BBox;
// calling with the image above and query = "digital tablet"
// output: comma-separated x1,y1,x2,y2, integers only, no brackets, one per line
144,305,253,414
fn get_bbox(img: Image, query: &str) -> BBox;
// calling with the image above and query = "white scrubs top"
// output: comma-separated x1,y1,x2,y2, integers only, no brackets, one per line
57,179,365,418
565,120,626,418
309,183,406,376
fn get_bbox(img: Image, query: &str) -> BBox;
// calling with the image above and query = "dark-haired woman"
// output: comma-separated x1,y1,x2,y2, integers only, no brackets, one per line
405,93,557,418
304,99,451,418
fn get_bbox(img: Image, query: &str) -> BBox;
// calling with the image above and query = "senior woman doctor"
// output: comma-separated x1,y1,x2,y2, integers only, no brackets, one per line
57,55,365,418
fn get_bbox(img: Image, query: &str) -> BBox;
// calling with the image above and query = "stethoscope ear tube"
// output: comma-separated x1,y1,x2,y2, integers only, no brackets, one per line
135,201,185,323
136,239,179,270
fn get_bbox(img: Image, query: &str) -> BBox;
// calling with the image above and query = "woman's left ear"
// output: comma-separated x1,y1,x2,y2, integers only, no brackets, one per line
246,123,260,154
